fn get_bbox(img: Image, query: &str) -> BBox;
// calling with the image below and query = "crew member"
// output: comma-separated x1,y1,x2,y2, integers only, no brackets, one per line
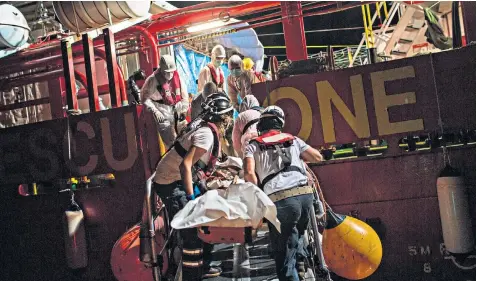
141,55,189,149
226,54,243,109
243,106,323,281
198,45,226,93
153,93,234,280
231,95,262,157
191,82,217,120
239,58,266,97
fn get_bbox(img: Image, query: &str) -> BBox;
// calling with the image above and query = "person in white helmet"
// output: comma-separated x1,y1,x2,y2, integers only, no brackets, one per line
198,45,226,93
191,82,217,120
232,95,263,157
226,54,243,109
141,55,189,149
243,105,324,281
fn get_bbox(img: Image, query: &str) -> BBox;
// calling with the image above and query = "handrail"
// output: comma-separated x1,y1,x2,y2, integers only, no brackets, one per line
349,2,401,67
374,3,401,47
140,172,161,281
350,2,385,66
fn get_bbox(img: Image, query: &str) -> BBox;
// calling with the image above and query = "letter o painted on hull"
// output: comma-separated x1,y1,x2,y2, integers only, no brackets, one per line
263,87,312,141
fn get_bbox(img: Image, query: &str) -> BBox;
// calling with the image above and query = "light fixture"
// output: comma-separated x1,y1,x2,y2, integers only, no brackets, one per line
186,18,239,33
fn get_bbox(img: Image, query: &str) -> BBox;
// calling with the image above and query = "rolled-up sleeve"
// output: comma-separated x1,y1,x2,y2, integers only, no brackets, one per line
295,137,310,153
244,142,257,158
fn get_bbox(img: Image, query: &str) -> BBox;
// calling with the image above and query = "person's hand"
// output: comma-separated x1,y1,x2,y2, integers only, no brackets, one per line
153,111,165,123
214,170,228,178
175,102,189,114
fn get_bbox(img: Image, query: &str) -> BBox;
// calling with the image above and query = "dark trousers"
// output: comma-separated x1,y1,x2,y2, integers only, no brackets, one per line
154,181,213,280
268,193,313,281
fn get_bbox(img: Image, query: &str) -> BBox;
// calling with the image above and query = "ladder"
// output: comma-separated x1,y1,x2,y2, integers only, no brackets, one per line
350,2,432,66
379,3,429,60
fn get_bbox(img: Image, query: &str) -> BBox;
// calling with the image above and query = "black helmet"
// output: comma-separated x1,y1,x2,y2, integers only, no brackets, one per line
260,105,285,126
257,105,285,133
202,92,234,122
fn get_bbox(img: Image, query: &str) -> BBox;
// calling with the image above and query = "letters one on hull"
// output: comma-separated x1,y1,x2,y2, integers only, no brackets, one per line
260,65,425,144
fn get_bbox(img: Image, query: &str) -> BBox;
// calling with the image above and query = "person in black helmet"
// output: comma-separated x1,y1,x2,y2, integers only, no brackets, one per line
243,105,323,281
153,92,234,280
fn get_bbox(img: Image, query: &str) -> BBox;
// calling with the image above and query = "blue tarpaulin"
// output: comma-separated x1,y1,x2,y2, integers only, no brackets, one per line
174,44,230,96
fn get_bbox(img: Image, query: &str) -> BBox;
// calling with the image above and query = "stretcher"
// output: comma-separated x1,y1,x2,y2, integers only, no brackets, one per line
110,160,331,281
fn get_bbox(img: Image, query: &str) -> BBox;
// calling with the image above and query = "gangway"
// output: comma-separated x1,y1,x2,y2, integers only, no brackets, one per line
350,1,456,66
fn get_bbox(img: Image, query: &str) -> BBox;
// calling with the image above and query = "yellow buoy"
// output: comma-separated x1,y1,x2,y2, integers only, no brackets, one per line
323,209,383,280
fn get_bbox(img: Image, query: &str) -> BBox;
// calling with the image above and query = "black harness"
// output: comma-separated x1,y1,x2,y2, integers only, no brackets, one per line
249,134,305,189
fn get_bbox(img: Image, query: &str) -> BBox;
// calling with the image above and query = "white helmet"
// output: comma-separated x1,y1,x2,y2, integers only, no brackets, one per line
211,45,226,60
160,55,176,72
261,105,285,126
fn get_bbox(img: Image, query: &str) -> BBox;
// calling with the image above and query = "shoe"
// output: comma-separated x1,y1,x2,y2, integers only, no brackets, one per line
202,266,222,278
296,261,306,281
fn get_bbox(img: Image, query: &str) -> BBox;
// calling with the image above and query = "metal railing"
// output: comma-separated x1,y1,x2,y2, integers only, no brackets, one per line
349,2,402,67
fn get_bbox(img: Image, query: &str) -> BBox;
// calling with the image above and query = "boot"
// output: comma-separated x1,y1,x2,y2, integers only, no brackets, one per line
296,261,306,281
202,265,222,279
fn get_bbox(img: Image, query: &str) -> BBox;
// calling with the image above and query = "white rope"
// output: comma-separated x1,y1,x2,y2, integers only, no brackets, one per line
444,255,476,270
429,54,451,166
429,1,441,10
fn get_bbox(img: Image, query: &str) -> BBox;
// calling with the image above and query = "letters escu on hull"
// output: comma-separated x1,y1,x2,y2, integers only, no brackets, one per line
0,107,142,186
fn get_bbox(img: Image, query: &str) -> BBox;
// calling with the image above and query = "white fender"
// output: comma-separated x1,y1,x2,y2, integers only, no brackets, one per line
64,200,88,269
437,165,474,254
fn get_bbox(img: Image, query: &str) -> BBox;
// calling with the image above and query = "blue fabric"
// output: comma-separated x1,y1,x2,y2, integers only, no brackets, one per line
174,44,230,96
217,22,265,72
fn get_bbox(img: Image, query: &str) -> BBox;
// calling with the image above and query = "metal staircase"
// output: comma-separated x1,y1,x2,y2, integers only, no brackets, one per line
350,2,435,67
379,4,429,60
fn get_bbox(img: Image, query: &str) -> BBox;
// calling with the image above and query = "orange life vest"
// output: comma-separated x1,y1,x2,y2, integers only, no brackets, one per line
254,71,266,83
207,63,224,88
155,71,182,106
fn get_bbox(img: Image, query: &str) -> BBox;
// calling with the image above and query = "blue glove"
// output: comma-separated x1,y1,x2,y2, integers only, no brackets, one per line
193,185,201,197
186,185,202,201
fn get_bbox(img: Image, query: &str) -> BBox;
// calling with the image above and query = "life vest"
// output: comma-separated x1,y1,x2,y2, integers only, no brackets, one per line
173,119,221,181
250,130,306,189
207,63,224,88
254,71,266,83
154,71,182,106
241,107,263,135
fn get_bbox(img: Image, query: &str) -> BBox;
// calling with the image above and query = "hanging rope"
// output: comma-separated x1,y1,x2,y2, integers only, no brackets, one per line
429,54,451,166
305,164,328,223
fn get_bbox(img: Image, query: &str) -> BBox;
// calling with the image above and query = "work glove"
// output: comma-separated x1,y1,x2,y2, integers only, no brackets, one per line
174,101,189,115
153,110,166,123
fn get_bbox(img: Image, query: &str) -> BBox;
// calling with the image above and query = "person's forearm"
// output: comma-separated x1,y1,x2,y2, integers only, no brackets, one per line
228,88,239,106
244,173,258,185
179,162,194,195
143,98,156,112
